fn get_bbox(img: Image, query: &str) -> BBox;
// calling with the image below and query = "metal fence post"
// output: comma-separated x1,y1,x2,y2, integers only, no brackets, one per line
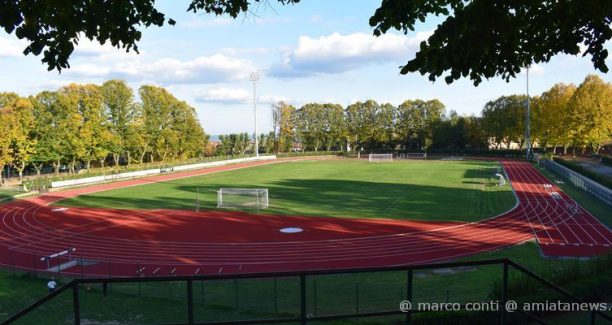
73,283,81,325
300,275,307,325
11,248,15,275
234,279,239,309
313,279,317,316
406,269,413,325
273,277,278,314
187,279,194,324
355,283,359,316
501,261,508,325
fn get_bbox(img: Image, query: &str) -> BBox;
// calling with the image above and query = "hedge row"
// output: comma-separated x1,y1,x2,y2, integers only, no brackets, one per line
602,156,612,167
552,157,612,189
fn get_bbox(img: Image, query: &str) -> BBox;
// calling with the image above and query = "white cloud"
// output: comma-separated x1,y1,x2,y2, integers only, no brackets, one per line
72,37,116,57
196,87,288,105
197,88,251,104
181,17,234,28
219,47,269,56
269,31,432,77
69,64,110,77
0,37,25,57
259,95,288,104
67,53,255,84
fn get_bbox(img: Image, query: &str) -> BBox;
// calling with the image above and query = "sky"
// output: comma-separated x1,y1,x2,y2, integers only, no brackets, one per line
0,0,609,135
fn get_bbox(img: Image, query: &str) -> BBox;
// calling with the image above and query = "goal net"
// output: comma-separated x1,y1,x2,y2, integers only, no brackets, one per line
368,153,393,163
405,152,427,159
217,188,269,209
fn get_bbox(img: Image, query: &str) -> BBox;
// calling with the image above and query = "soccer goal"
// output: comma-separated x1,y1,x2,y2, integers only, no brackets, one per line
217,188,269,209
368,153,394,163
405,152,427,159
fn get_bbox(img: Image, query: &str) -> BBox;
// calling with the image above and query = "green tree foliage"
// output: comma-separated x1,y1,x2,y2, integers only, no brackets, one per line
481,95,527,149
0,94,18,184
30,91,71,174
294,103,345,152
271,101,296,152
216,132,251,156
346,100,384,151
370,1,612,85
101,80,137,166
139,85,207,162
3,1,608,85
396,99,445,151
567,75,612,154
0,81,208,182
531,83,576,154
0,0,173,71
7,97,36,179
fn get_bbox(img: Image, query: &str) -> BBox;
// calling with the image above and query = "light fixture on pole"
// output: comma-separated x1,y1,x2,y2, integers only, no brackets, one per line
250,71,259,157
525,65,531,161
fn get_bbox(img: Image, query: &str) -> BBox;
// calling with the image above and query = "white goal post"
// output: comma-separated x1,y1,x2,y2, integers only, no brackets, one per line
217,188,269,209
368,153,394,163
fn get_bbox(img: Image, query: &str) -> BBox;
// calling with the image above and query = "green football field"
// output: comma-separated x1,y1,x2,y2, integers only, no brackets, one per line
57,159,515,222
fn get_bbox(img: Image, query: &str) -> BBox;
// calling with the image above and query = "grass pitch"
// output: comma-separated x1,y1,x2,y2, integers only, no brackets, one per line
56,159,515,222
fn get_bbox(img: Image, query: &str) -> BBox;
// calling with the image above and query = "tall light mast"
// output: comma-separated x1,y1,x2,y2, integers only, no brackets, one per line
525,66,531,160
250,71,259,157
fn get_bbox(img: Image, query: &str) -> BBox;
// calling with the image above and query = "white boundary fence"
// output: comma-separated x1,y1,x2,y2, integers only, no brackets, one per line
542,159,612,206
51,156,277,189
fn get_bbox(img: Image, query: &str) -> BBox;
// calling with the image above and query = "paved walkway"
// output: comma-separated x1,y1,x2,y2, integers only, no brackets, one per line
572,158,612,178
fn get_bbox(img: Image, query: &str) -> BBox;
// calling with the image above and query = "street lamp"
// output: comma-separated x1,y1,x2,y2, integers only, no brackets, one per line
250,71,259,157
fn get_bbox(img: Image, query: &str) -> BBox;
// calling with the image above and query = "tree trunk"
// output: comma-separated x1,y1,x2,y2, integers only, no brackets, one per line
17,163,25,180
54,159,60,175
70,158,76,174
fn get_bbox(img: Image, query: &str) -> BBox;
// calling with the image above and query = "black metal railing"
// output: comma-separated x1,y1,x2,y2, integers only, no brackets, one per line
3,258,611,325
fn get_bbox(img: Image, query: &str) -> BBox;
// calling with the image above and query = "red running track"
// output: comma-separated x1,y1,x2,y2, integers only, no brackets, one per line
0,160,610,277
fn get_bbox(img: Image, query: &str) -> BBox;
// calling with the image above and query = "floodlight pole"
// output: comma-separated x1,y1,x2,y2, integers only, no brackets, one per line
525,66,531,161
250,71,260,158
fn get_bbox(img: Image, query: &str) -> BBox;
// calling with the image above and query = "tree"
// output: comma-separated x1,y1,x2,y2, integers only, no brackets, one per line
3,1,609,85
370,1,612,85
101,80,137,166
139,85,177,162
30,91,69,175
271,101,296,152
481,96,526,149
60,84,108,171
7,97,36,179
0,96,16,185
532,83,576,153
345,100,381,152
396,99,445,152
567,75,612,154
0,1,174,71
320,103,345,151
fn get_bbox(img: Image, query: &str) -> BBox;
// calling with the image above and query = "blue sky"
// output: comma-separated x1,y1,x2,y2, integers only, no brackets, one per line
0,0,609,135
